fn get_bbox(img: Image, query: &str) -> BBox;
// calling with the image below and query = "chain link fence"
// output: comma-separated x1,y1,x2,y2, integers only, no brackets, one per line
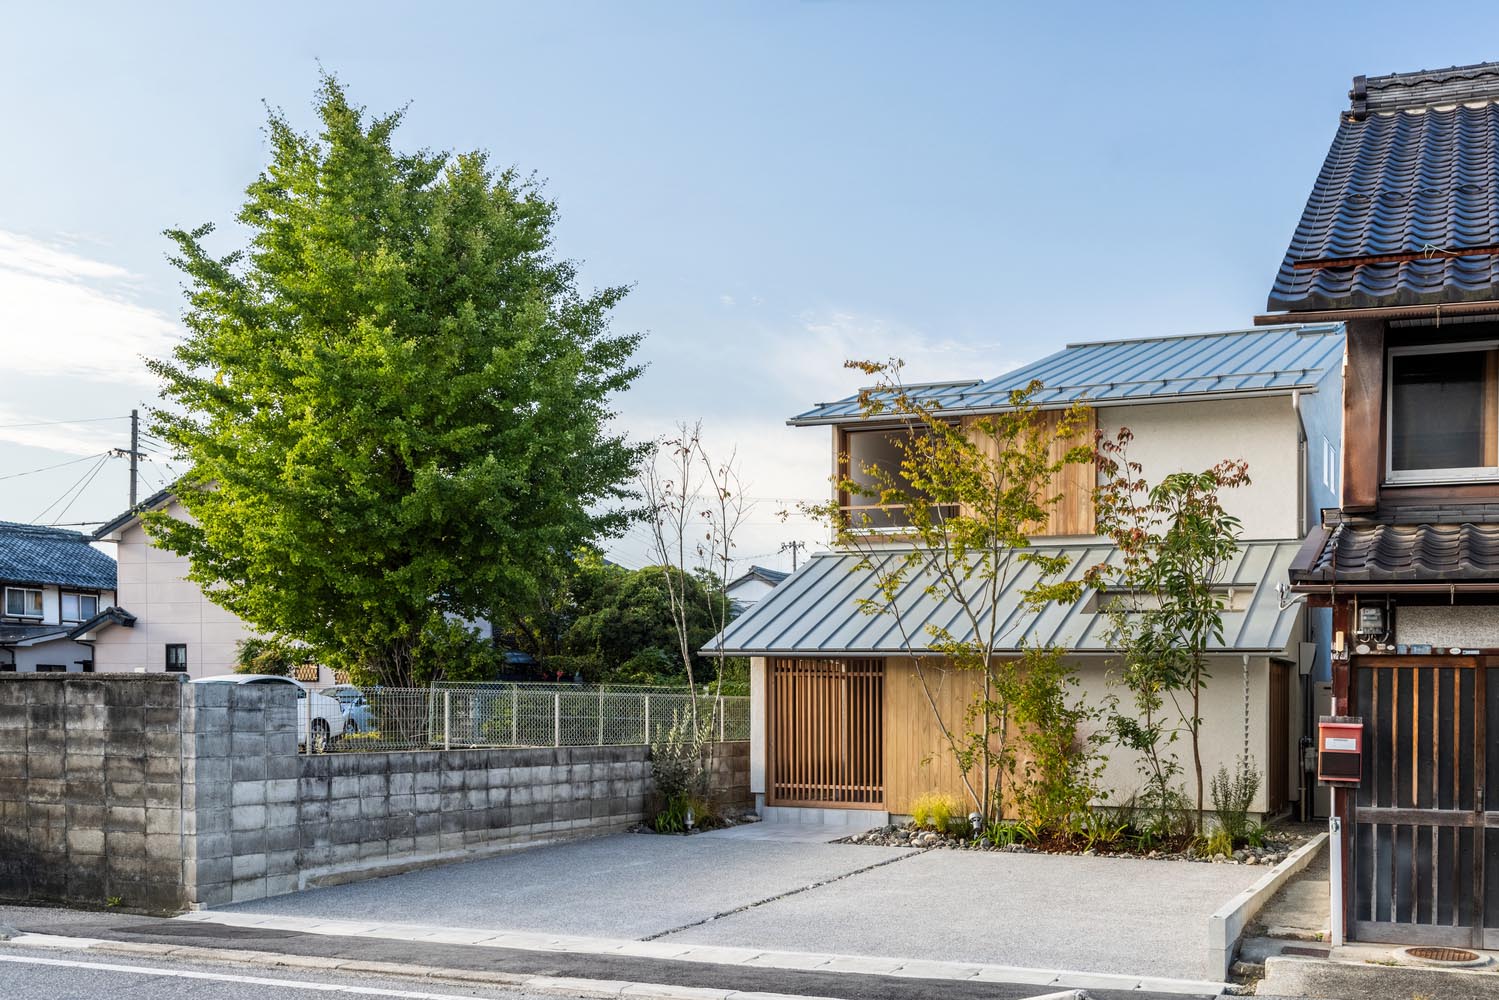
320,682,749,754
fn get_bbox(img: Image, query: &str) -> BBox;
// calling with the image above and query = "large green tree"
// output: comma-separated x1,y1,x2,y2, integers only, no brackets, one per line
148,77,644,686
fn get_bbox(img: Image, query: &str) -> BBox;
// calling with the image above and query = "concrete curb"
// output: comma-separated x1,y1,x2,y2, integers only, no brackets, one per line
1,935,847,1000
1260,953,1499,999
174,909,1232,995
1205,833,1327,980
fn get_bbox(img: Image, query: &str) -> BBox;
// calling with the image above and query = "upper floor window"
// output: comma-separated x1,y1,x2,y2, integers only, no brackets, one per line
4,587,43,618
1387,343,1499,483
840,426,957,531
60,592,98,623
165,644,188,673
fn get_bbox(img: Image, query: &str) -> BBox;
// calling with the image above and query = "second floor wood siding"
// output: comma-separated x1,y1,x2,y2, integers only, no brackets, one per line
834,406,1096,539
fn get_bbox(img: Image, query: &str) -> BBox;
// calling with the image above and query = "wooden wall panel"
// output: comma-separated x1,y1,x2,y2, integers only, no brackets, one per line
883,658,993,816
959,407,1096,537
1343,320,1384,512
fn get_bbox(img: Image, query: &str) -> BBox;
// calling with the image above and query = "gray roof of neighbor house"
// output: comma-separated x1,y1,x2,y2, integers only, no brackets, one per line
0,521,117,591
727,565,790,590
788,324,1344,426
92,488,174,541
1269,63,1499,312
709,540,1303,656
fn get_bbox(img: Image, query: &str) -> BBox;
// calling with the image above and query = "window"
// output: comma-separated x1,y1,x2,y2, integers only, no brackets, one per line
60,593,98,623
840,426,957,530
34,664,66,673
1387,343,1499,482
1322,436,1338,494
165,644,188,673
4,587,43,618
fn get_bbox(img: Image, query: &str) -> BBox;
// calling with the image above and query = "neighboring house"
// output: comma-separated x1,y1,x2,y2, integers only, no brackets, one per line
0,521,125,673
725,565,789,614
89,490,266,680
714,323,1343,825
1279,62,1499,948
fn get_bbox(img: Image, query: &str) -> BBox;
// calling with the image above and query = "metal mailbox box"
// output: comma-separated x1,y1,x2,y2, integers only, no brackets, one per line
1318,717,1363,785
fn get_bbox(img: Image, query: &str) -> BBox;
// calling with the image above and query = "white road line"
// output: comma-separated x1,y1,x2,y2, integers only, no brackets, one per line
0,953,497,999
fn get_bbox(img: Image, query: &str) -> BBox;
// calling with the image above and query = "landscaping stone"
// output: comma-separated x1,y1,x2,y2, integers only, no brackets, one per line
841,821,1311,865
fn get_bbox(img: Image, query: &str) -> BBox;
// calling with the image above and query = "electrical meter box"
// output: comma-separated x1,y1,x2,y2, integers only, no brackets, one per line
1317,717,1363,785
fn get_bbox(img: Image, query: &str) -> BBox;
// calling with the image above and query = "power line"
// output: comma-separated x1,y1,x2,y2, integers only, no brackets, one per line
33,454,112,524
0,452,108,483
0,415,129,430
51,456,112,526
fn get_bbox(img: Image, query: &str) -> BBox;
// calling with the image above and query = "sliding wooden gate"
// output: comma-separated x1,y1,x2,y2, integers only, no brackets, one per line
1350,656,1499,946
767,657,884,807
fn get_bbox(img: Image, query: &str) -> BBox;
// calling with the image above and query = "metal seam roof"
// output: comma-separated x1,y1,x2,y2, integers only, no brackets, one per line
711,540,1304,656
789,324,1344,426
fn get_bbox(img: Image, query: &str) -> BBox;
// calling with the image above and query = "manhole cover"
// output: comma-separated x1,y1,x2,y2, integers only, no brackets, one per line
1398,946,1489,968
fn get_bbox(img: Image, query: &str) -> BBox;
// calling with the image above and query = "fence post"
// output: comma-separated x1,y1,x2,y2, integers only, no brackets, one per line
304,690,313,753
443,691,452,751
553,691,561,747
644,694,651,745
719,696,725,742
597,688,605,746
510,684,518,746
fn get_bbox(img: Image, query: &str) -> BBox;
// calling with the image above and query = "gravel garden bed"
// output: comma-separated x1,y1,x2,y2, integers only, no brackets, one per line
842,823,1311,865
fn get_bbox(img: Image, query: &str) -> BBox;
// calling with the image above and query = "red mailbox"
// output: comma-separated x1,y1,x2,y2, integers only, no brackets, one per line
1318,717,1363,785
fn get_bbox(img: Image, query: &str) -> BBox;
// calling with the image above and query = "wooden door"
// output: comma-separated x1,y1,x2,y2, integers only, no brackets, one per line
1267,661,1291,815
1351,657,1484,946
767,658,884,808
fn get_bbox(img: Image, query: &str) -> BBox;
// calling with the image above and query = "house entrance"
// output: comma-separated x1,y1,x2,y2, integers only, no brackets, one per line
767,657,883,808
1351,656,1499,946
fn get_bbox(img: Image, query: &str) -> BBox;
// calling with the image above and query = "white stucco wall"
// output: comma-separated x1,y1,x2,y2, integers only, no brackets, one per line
728,578,777,607
1095,396,1303,541
11,639,97,671
91,499,260,679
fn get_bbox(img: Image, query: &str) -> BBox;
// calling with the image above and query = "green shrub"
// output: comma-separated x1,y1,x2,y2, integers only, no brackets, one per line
1211,756,1261,847
652,792,722,834
941,812,975,839
1073,809,1128,852
1200,827,1234,858
982,819,1037,847
1245,822,1269,849
910,792,959,831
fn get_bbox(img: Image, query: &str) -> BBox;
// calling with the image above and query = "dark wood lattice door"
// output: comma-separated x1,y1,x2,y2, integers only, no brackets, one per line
1350,657,1499,946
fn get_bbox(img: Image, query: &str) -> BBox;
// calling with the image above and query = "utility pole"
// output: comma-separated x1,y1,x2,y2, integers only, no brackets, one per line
779,540,807,571
129,409,139,508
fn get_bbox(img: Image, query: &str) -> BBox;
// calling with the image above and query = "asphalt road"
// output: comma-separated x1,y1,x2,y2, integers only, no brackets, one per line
0,944,550,1000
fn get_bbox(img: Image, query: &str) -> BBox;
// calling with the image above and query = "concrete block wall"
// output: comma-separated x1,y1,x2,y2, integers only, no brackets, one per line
0,675,751,910
0,674,191,911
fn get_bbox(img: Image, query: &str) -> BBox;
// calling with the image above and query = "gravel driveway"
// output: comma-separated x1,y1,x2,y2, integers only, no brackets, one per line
219,831,1262,979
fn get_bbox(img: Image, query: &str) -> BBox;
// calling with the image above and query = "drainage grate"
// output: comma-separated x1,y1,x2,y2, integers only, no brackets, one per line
1405,946,1481,964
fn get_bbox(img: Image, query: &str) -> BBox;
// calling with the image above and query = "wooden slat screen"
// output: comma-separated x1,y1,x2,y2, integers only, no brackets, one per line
768,657,884,808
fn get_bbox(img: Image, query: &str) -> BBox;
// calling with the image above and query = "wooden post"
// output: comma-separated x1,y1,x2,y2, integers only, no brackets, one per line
1341,320,1384,513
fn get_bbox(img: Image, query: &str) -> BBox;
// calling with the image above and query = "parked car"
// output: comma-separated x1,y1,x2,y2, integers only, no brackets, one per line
191,674,346,752
323,683,373,735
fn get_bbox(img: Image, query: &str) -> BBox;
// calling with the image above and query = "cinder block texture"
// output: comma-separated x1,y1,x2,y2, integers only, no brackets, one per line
3,675,751,910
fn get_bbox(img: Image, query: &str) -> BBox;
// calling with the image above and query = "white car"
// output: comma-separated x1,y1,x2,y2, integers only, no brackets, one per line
191,674,347,752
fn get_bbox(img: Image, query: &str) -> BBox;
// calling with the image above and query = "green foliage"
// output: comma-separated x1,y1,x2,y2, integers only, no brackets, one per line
1200,827,1235,858
1073,809,1129,852
1092,427,1249,831
650,708,711,803
233,636,309,676
805,361,1094,821
1009,644,1111,837
652,792,722,834
981,818,1037,848
941,813,976,839
910,792,960,831
1211,756,1262,846
146,76,644,687
1245,822,1269,849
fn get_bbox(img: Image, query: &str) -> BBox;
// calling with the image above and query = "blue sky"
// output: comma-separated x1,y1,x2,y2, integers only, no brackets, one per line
2,1,1496,569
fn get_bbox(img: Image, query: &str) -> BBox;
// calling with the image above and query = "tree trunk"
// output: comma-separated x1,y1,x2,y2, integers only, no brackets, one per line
1191,679,1204,835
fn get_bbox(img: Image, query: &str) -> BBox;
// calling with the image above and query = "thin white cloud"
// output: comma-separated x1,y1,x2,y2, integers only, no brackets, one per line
0,410,125,456
0,230,180,385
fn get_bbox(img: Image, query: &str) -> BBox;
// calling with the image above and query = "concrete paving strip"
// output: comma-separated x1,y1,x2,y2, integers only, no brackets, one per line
171,910,1232,996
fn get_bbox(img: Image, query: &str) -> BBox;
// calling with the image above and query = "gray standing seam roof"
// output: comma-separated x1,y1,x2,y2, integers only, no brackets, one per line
708,540,1303,656
0,521,117,591
788,324,1344,426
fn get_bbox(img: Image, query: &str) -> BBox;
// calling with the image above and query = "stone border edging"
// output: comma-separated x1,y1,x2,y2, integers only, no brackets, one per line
1205,832,1328,979
174,910,1232,996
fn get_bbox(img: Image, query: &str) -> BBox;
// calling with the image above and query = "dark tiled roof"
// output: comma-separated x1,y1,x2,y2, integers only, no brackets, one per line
0,622,70,645
1269,63,1499,312
1292,521,1499,584
729,565,790,588
0,521,116,590
67,606,137,639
